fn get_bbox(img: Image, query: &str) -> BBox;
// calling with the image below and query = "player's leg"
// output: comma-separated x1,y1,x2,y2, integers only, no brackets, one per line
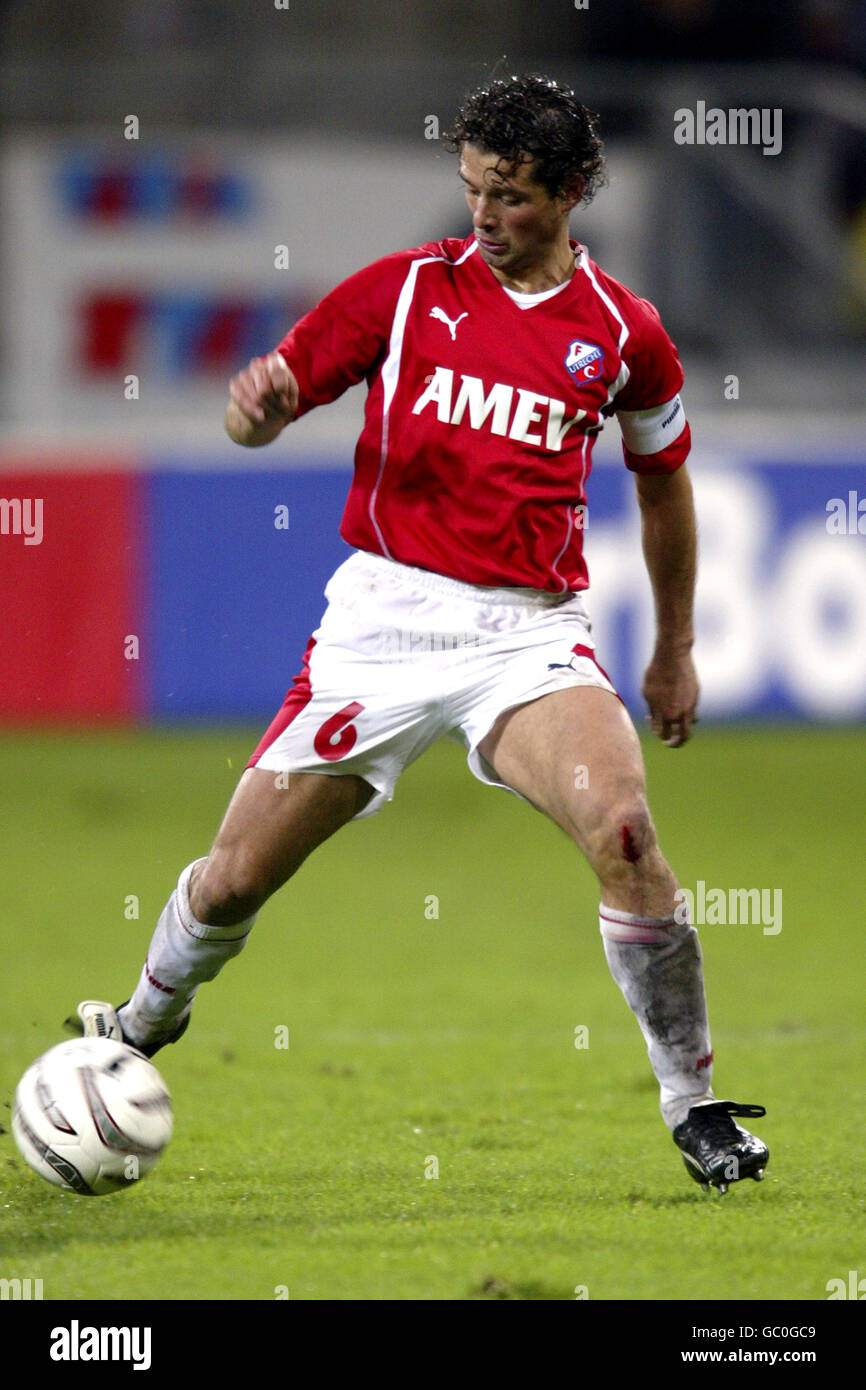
478,685,715,1129
482,685,678,914
189,765,375,925
84,551,453,1057
478,683,768,1187
115,767,374,1053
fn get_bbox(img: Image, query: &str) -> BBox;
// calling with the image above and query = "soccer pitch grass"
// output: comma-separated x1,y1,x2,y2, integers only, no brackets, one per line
1,723,864,1302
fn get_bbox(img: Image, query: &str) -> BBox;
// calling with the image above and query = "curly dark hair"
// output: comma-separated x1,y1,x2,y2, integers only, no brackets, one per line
443,74,606,206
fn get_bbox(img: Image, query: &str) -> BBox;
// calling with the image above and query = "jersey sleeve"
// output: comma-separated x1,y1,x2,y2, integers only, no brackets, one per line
612,296,691,475
274,251,416,419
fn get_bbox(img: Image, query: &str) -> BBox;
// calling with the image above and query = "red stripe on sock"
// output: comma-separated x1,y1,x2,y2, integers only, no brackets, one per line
600,909,677,930
599,910,678,944
145,958,176,995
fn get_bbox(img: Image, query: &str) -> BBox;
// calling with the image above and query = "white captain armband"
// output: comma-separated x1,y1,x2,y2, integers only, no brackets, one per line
616,394,686,456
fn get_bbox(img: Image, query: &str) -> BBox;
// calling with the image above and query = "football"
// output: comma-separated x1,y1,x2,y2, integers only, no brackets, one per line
12,1037,173,1196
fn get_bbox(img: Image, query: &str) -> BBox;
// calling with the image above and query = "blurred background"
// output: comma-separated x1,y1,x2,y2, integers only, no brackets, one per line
3,5,865,1307
1,0,865,725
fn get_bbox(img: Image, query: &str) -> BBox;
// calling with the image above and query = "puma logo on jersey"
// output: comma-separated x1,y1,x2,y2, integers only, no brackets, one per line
429,307,468,340
412,366,586,452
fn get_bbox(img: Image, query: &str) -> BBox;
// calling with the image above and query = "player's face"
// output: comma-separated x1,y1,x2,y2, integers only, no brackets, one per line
459,144,578,282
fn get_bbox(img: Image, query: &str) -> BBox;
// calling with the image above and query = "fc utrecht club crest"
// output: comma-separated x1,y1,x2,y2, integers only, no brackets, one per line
564,338,604,382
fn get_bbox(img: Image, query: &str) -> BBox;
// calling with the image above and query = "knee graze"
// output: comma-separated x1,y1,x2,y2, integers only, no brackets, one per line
584,794,657,870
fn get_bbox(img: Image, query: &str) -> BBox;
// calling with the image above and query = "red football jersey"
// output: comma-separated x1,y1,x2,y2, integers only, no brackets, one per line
276,235,690,593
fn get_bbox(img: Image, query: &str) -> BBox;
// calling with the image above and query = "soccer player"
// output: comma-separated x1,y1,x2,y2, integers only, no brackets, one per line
75,76,767,1193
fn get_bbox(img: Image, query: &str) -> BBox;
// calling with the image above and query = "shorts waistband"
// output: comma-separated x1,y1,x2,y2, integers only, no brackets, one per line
349,550,577,608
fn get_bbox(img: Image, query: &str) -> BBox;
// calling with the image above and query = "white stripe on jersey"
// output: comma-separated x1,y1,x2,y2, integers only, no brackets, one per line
575,248,630,350
549,431,591,595
369,241,478,556
575,248,631,413
617,394,686,455
560,250,635,589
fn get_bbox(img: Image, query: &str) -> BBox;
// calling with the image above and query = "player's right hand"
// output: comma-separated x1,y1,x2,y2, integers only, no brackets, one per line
641,647,699,748
228,351,299,426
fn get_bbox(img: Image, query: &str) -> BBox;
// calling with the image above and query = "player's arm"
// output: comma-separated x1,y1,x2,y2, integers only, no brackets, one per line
225,249,422,447
611,289,697,746
225,351,299,447
635,465,699,747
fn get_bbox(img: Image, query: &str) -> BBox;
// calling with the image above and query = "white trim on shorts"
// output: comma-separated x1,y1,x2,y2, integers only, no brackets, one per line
251,550,619,819
352,550,578,608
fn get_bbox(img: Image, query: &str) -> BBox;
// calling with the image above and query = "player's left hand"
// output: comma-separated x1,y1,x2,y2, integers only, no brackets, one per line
641,647,699,747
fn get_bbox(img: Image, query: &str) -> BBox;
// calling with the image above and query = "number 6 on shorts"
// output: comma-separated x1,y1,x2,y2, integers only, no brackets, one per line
313,702,365,761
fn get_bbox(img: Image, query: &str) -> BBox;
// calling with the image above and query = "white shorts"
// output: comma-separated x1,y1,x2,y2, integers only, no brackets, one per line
248,550,618,819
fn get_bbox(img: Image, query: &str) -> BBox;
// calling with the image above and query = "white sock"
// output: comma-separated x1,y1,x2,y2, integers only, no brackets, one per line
119,860,255,1049
600,903,714,1130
